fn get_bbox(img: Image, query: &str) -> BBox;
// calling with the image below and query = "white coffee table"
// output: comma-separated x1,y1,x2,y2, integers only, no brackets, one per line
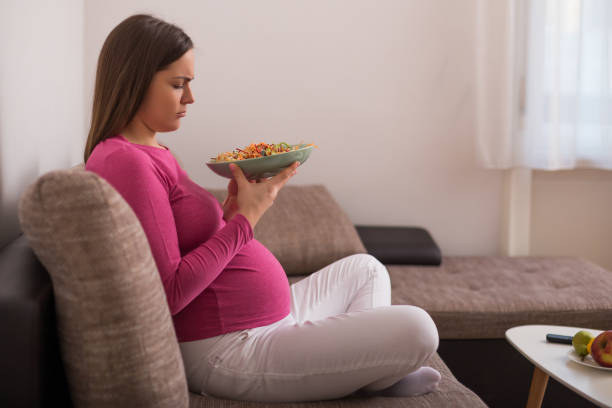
506,325,612,408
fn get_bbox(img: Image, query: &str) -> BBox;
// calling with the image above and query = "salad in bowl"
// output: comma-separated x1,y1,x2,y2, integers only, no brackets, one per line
206,142,316,180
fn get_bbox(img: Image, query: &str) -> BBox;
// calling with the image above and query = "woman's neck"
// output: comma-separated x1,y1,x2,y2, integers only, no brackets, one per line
121,119,161,148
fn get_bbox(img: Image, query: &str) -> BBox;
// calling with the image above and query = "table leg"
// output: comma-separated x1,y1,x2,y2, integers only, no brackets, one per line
526,365,549,408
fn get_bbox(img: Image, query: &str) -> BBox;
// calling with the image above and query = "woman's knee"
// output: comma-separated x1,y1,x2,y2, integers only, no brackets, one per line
348,253,389,280
393,305,439,356
411,306,439,354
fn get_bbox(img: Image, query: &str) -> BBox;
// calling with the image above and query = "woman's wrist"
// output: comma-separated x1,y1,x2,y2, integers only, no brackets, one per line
237,210,257,230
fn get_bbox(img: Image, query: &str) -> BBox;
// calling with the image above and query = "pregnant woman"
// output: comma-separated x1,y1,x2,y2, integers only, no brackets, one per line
84,13,441,403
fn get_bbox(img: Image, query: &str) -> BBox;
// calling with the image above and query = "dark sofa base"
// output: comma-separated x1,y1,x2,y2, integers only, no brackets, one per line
0,235,73,408
438,339,597,408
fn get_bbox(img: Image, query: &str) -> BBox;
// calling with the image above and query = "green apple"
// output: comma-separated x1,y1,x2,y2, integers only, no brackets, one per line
573,330,595,357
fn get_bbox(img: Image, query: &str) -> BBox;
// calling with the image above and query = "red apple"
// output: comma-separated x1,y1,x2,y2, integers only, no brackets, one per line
591,330,612,368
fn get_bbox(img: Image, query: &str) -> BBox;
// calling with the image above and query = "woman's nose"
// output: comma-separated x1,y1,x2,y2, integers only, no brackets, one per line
182,87,195,104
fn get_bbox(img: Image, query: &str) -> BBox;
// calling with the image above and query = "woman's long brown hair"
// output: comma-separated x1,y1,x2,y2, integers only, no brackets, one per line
84,14,193,163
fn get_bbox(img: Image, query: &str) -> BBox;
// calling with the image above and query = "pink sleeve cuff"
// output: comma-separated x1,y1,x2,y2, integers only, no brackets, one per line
230,213,254,241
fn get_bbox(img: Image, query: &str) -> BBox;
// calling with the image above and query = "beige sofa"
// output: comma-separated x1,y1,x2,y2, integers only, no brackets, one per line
14,165,487,407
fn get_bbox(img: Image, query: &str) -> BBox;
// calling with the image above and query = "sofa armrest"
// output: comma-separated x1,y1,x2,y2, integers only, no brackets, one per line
354,226,442,265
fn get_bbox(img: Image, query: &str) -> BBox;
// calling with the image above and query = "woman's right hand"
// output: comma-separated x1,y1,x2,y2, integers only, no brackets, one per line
228,161,300,229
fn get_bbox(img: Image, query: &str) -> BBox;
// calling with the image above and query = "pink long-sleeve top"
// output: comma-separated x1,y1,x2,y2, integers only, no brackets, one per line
85,134,291,342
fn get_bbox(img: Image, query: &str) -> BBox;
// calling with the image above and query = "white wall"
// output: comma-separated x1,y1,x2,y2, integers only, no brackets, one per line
3,0,609,267
531,169,612,271
0,0,85,249
84,0,505,256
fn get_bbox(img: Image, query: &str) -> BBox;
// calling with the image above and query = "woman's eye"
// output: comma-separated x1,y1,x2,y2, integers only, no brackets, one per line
173,85,184,89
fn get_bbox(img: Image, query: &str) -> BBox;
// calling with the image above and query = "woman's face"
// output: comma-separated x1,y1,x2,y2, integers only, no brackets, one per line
136,49,195,133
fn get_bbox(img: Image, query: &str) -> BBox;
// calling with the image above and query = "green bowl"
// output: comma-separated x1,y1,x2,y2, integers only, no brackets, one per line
206,144,313,180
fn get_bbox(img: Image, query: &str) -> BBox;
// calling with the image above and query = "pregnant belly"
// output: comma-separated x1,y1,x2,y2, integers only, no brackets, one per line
215,239,291,317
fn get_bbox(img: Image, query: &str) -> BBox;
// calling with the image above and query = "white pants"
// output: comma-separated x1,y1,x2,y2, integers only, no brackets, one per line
179,254,439,403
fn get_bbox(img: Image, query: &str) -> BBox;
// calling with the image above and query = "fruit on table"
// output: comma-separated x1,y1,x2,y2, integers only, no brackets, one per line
573,330,595,357
591,330,612,368
587,337,594,355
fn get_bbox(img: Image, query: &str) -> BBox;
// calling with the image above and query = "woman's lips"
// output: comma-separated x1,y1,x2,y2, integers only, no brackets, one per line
176,112,186,117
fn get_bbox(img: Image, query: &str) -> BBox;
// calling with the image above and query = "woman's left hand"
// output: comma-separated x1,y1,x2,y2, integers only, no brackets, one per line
222,177,260,221
222,178,238,221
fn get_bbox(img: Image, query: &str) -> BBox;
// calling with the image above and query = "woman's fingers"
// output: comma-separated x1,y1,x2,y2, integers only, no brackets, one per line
231,161,299,191
229,163,249,187
271,161,299,187
227,178,238,195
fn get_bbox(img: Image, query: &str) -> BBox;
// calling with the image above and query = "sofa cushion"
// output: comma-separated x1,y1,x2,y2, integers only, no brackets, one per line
17,168,189,408
187,351,487,407
207,185,367,276
355,226,442,265
388,256,612,339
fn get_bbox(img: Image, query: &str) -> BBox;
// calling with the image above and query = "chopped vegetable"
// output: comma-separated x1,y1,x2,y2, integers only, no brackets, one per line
211,142,318,162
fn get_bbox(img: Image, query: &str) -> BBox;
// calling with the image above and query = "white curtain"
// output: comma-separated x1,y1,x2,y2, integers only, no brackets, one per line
476,0,612,170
